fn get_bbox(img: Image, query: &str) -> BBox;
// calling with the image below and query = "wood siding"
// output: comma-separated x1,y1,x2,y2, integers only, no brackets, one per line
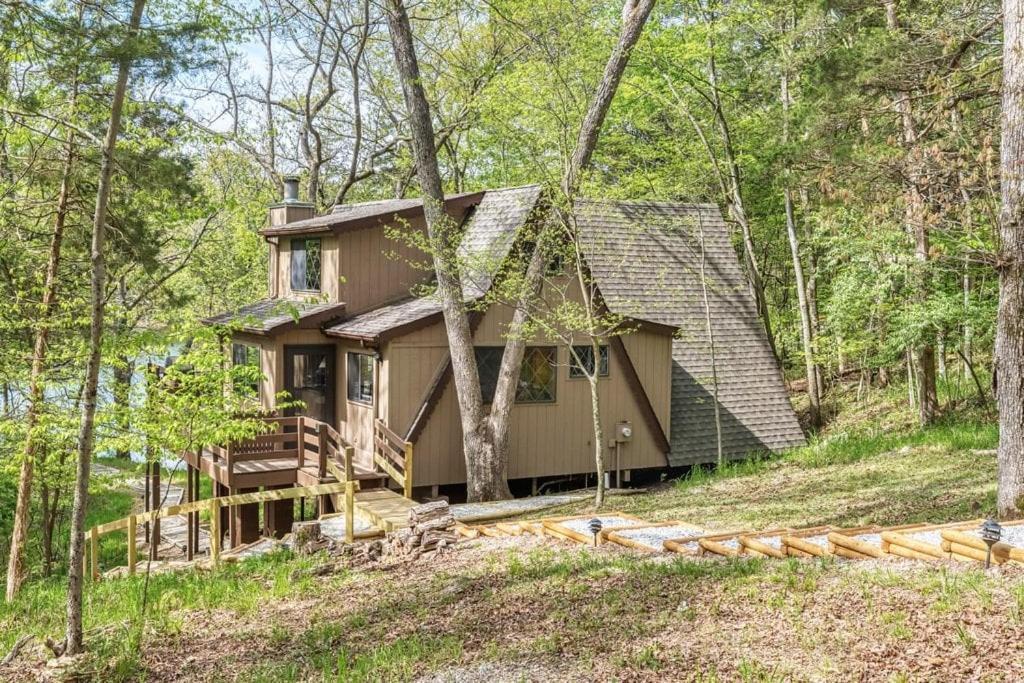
272,218,431,312
336,216,430,314
385,303,673,487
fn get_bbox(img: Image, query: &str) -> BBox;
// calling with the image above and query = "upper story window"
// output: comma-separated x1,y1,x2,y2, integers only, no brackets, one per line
569,344,609,378
475,346,557,404
290,237,322,292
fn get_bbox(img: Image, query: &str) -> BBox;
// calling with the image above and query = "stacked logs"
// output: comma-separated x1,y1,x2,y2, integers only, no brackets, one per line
385,500,459,559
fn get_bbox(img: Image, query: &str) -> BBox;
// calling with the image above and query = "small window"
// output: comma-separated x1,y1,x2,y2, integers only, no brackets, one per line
231,342,260,397
290,237,322,292
569,345,609,378
347,352,374,405
475,346,556,404
545,252,564,276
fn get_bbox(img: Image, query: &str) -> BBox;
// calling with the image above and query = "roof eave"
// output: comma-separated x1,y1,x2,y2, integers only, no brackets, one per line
259,191,486,238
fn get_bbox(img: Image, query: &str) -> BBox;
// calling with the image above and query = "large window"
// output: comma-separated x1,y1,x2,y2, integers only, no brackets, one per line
475,346,557,404
569,344,609,378
231,342,260,397
347,352,374,405
290,237,322,292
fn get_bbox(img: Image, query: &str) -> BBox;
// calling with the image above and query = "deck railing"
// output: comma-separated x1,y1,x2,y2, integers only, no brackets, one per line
84,480,360,580
198,416,357,487
373,419,414,499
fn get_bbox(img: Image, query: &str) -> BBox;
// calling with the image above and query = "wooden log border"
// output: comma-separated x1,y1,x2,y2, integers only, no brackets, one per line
603,521,705,552
540,513,645,545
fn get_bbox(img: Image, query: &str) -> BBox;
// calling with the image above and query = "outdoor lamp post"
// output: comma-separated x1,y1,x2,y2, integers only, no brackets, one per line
588,518,603,547
980,518,1002,569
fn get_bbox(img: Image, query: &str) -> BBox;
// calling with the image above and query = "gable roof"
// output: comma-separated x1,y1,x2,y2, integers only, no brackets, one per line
203,298,346,336
259,191,485,237
574,199,805,465
324,184,543,343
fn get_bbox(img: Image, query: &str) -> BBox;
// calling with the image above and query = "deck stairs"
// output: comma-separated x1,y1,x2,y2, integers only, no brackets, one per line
350,488,418,532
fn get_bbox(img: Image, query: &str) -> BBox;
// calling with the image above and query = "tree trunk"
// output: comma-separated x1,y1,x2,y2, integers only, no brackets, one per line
704,38,777,360
886,0,938,425
4,117,77,603
385,0,655,501
588,358,605,509
780,66,819,429
997,0,1024,519
696,212,724,465
64,0,146,654
385,0,495,501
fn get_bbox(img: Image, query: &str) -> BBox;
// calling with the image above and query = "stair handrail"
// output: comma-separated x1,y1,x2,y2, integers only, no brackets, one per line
373,418,414,498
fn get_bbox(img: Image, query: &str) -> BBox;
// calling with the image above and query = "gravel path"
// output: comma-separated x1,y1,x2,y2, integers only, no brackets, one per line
848,533,883,546
450,495,587,522
610,524,703,551
558,516,640,536
794,534,829,549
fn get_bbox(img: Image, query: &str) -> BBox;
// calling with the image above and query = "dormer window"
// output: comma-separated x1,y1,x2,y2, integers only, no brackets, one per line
290,237,321,292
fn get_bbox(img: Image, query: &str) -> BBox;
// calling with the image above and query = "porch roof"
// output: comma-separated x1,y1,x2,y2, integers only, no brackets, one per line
203,297,346,336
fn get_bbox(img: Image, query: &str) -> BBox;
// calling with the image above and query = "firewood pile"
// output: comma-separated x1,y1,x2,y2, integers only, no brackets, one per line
385,500,460,559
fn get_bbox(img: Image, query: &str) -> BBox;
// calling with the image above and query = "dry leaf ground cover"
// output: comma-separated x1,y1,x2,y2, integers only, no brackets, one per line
0,388,1012,682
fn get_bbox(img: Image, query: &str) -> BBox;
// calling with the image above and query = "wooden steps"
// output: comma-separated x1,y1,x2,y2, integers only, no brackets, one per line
351,488,419,532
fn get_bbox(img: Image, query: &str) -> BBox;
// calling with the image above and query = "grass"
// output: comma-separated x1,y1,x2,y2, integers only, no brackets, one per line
1,380,1015,681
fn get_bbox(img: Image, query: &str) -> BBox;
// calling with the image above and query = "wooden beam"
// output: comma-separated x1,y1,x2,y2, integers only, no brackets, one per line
608,336,671,456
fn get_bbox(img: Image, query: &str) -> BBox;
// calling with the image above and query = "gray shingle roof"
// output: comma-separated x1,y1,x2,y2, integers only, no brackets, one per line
203,298,346,335
260,191,484,236
574,199,805,466
325,185,543,342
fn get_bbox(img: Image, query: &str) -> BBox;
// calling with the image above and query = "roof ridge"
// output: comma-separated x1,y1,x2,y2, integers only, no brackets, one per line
575,197,720,210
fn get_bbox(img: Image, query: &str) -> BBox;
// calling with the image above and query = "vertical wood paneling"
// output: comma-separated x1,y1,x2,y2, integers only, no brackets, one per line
405,301,674,486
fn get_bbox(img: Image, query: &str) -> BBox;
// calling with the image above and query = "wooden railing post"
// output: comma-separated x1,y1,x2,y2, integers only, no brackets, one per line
317,423,327,478
90,526,99,581
344,445,354,483
127,515,137,576
403,442,414,499
225,442,235,488
209,498,221,566
296,416,305,468
345,481,356,544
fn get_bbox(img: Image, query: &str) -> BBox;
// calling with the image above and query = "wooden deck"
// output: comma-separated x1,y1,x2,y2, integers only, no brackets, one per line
183,450,382,490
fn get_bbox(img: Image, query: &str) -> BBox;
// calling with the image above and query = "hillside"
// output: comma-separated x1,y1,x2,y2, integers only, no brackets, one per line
0,384,1015,681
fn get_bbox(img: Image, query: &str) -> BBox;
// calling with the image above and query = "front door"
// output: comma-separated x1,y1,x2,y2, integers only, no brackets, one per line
283,345,336,424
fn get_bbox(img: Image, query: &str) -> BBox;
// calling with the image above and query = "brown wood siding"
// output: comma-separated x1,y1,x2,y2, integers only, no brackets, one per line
336,217,431,315
386,303,673,487
621,330,672,434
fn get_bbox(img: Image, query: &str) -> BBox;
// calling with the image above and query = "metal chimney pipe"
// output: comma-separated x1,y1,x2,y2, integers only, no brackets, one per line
282,175,300,203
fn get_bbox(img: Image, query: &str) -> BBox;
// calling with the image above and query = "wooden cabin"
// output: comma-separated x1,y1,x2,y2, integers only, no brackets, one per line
199,180,804,527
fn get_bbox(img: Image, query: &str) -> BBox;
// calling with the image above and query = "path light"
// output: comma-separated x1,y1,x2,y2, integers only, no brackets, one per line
588,518,603,547
981,518,1002,569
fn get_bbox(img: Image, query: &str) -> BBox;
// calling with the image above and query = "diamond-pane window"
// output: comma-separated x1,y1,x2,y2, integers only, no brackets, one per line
290,237,322,292
475,346,557,404
474,347,503,404
517,347,556,402
569,345,609,378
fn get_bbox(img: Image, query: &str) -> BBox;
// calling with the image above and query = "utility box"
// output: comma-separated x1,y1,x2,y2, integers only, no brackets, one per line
615,421,633,443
